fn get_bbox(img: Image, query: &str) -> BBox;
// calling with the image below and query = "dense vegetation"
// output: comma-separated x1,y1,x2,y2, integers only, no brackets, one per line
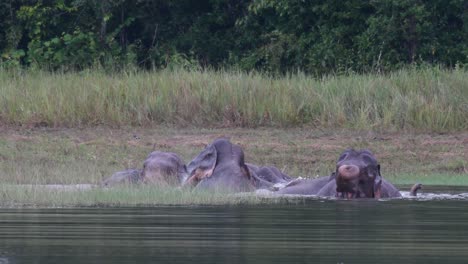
1,67,466,130
1,0,466,74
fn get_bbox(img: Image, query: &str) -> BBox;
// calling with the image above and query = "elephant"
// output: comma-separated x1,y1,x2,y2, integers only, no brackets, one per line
102,151,188,187
277,149,421,198
141,151,188,186
184,138,265,192
274,174,335,195
246,163,292,184
101,169,142,187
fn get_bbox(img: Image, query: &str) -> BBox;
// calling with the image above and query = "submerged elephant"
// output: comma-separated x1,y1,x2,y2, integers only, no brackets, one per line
274,174,335,195
101,169,142,187
277,149,421,198
185,138,274,192
102,151,188,187
246,163,292,189
141,151,188,186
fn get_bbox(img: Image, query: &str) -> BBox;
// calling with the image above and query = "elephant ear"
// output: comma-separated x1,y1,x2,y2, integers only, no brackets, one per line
374,164,383,198
183,144,218,187
249,169,275,189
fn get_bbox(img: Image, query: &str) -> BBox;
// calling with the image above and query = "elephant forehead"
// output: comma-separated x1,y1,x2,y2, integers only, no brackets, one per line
213,140,240,157
337,154,378,167
212,138,232,148
145,158,179,170
213,160,242,171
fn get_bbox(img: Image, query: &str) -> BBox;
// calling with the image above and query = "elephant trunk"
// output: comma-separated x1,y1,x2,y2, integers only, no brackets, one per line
410,183,422,196
337,165,360,180
182,168,214,188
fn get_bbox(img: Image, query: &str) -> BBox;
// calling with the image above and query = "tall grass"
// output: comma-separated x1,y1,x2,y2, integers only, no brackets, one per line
0,67,466,131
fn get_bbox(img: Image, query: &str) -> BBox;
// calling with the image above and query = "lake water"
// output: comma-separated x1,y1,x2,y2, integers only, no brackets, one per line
1,190,468,263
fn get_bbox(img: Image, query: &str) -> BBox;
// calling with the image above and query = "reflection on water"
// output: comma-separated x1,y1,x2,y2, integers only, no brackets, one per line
1,198,468,264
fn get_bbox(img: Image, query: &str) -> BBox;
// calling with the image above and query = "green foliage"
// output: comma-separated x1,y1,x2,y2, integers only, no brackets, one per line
0,0,466,73
0,0,28,67
235,0,467,74
1,49,25,68
356,0,467,72
26,31,98,70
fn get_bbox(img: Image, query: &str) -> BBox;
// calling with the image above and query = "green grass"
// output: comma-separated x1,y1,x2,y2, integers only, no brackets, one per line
0,66,466,131
0,66,466,206
0,184,297,207
1,173,466,207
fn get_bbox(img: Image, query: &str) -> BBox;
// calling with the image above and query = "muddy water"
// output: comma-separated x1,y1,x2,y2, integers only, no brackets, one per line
1,197,468,263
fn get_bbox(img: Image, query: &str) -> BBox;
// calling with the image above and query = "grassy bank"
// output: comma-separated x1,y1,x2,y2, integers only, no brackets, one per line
0,180,466,208
1,127,466,185
0,126,466,207
0,185,277,207
0,67,466,131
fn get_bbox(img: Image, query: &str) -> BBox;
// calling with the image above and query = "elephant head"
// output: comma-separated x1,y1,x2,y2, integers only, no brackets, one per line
334,149,383,199
184,138,256,192
141,151,188,186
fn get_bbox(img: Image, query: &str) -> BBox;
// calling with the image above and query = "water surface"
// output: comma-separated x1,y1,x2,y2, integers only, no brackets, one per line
1,198,468,264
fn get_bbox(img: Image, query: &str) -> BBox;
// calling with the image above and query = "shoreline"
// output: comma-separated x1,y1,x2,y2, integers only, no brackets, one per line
1,183,468,208
0,126,466,207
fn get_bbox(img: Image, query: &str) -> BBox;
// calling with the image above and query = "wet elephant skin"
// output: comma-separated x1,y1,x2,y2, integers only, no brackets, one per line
141,151,188,186
185,138,256,193
277,149,415,198
102,151,188,187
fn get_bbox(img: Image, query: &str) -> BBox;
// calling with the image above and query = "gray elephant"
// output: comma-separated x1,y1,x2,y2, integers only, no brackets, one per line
277,149,421,198
246,163,292,189
102,151,188,187
184,138,265,192
274,174,335,195
141,151,188,186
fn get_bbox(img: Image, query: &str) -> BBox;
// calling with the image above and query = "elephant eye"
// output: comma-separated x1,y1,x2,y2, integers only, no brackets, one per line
361,154,374,164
